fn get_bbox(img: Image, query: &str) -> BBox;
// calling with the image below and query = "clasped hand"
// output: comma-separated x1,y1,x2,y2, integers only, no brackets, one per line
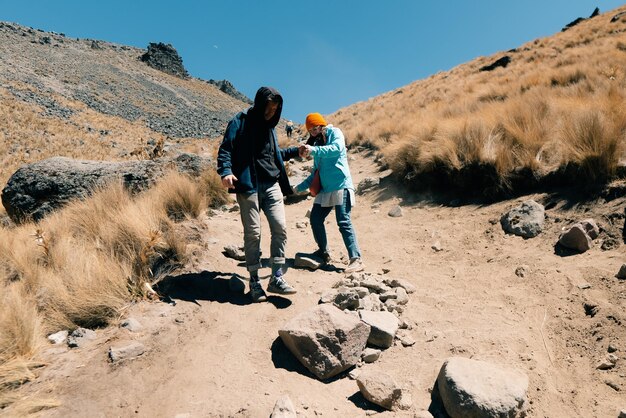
299,144,312,158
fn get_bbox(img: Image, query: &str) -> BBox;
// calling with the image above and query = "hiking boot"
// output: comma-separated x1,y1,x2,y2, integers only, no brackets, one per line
345,257,365,273
267,274,297,295
249,280,267,302
312,249,332,264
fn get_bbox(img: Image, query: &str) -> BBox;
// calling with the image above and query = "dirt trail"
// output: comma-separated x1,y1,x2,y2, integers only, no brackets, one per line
12,150,626,417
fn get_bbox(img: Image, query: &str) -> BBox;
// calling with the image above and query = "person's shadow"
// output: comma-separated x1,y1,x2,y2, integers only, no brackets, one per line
156,270,292,309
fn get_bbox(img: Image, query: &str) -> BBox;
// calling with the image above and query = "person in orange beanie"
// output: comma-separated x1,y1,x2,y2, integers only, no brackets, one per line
295,113,364,273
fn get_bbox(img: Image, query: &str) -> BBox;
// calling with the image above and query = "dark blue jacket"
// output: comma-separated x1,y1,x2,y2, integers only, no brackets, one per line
217,87,298,195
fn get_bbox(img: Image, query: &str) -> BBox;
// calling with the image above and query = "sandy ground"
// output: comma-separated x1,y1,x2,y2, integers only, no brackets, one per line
8,149,626,417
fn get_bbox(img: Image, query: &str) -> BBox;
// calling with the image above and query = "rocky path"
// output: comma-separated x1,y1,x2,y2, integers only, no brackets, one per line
14,150,626,417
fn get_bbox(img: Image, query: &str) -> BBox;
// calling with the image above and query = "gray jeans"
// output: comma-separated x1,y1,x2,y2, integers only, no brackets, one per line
236,181,287,272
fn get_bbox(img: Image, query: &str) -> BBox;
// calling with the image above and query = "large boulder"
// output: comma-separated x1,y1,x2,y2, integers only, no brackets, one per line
436,357,529,418
2,153,210,222
278,304,370,380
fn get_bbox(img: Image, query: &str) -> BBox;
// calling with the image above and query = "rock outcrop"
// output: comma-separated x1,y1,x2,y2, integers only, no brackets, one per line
2,153,210,222
140,42,188,78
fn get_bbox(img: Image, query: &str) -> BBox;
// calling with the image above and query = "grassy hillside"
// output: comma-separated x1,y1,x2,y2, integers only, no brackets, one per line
331,5,626,198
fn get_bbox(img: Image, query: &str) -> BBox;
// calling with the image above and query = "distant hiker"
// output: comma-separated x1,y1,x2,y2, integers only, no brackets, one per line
285,120,294,139
294,113,364,273
217,86,300,302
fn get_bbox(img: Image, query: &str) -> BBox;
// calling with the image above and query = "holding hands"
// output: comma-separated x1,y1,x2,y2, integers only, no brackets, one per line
299,144,313,158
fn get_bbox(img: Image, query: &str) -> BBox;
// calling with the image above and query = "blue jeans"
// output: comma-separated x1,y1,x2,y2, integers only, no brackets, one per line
310,189,361,260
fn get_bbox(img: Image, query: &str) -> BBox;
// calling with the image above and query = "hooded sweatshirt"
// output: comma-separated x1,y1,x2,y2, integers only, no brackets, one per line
217,86,298,195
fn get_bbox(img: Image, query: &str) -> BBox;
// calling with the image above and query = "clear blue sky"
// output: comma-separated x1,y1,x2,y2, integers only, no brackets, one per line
1,1,624,122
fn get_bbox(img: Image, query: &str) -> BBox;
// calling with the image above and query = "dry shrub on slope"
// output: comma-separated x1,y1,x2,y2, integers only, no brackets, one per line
332,5,626,197
0,171,228,405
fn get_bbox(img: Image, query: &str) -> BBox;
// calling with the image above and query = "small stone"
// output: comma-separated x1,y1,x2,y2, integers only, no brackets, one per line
296,221,308,229
608,344,618,353
515,265,530,278
47,330,68,345
431,241,443,252
120,318,142,332
362,348,382,363
271,394,297,418
109,342,146,362
67,328,96,348
388,206,403,217
617,264,626,280
619,409,626,418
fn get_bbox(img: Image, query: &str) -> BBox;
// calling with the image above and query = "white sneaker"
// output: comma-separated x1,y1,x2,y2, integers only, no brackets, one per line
345,257,364,273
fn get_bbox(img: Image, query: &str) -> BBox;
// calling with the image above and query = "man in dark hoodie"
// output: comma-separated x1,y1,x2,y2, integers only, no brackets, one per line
217,86,300,302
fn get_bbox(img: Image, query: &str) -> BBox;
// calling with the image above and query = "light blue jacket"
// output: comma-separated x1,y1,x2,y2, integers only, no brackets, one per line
296,125,354,193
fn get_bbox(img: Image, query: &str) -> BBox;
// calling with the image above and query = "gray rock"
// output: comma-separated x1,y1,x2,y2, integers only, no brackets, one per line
383,277,416,294
356,369,411,411
140,42,189,78
357,177,380,195
67,328,96,348
278,304,370,380
334,290,361,311
500,200,545,238
223,244,246,261
359,310,399,348
2,153,209,222
47,330,68,345
270,394,297,418
109,341,146,362
395,287,409,305
619,409,626,418
559,224,593,252
616,264,626,280
294,252,322,270
437,357,529,418
580,218,599,239
362,348,382,363
388,206,403,217
120,318,143,332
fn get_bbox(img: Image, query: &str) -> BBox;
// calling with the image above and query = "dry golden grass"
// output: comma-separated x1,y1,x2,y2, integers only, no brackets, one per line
331,5,626,195
0,171,222,405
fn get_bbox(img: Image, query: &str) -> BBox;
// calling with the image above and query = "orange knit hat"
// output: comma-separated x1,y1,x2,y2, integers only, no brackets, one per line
305,113,327,131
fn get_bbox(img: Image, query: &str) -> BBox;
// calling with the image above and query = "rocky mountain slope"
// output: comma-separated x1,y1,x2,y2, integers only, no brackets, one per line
0,21,249,140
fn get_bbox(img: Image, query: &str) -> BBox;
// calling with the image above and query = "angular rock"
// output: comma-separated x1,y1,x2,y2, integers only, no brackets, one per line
356,369,411,411
294,252,322,270
67,328,96,348
383,277,416,294
270,394,297,418
109,342,146,362
359,310,399,348
2,153,209,222
357,177,380,195
388,206,403,217
140,42,189,78
500,200,545,238
437,357,529,418
223,244,245,261
559,224,593,252
395,287,409,305
120,318,143,332
580,218,599,239
47,330,68,345
362,348,382,363
616,264,626,280
278,304,370,380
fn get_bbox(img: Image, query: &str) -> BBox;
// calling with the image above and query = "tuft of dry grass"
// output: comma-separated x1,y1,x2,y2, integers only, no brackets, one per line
0,170,224,402
332,4,626,195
